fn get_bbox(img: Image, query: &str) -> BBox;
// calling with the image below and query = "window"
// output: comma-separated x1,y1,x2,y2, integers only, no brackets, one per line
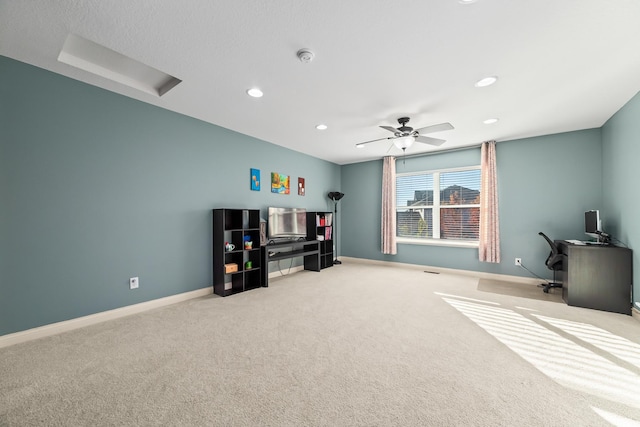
396,166,481,244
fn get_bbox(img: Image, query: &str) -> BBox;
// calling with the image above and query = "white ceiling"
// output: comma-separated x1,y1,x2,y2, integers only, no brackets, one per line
2,0,640,165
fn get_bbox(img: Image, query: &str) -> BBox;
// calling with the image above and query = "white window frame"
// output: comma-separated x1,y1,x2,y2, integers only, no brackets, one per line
396,166,480,248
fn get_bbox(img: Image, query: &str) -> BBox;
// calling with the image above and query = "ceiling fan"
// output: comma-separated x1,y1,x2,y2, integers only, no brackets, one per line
355,117,454,153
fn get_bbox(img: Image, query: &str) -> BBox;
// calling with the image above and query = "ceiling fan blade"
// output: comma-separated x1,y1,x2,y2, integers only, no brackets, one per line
415,135,446,146
415,122,454,135
354,136,393,148
380,126,399,134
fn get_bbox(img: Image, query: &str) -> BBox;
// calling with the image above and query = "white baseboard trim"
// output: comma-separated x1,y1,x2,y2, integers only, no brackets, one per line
339,256,543,286
0,287,213,349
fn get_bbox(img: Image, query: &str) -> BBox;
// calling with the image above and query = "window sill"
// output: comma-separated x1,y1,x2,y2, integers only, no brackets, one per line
396,237,479,248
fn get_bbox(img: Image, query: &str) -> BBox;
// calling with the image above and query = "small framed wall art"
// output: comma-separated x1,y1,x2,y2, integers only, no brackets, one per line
298,177,305,196
250,168,260,191
271,172,290,194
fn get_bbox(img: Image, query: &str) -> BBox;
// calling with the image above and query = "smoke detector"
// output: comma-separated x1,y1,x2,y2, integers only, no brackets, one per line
297,49,315,63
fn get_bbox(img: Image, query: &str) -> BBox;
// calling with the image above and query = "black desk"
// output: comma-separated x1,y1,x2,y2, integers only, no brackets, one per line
556,240,632,315
260,240,321,287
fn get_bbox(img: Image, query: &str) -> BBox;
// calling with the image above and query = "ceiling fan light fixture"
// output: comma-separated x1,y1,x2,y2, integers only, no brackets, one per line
475,76,498,88
394,135,415,149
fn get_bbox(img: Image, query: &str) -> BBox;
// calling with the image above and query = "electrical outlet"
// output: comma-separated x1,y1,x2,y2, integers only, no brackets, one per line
129,277,139,289
515,258,522,266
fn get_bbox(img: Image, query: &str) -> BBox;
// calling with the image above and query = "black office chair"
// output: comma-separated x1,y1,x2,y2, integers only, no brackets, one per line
538,232,564,293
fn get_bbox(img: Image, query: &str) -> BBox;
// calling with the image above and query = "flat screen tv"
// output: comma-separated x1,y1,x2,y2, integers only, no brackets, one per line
268,207,307,240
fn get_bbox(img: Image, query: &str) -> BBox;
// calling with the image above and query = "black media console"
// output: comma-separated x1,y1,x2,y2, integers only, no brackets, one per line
260,240,321,287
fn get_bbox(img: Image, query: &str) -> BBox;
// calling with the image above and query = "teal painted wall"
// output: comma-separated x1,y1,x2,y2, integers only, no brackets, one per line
3,48,635,336
602,90,640,306
341,129,602,279
0,56,340,336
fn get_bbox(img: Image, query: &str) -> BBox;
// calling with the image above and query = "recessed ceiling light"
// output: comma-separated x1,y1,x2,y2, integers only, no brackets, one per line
458,0,477,3
316,124,328,130
247,88,263,98
356,143,365,149
475,76,498,87
483,118,499,124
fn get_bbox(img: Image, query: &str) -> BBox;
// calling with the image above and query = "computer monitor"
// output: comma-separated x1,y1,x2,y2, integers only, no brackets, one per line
584,210,601,240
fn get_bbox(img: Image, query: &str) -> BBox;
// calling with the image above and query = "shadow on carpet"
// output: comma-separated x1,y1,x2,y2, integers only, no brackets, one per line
477,278,564,303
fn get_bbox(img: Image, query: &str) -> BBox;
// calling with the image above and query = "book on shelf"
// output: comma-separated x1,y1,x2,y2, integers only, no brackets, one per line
316,213,333,227
324,226,332,240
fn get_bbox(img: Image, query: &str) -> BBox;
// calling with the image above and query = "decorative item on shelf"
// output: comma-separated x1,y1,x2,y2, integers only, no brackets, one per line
328,192,345,265
225,242,235,252
259,218,267,246
224,263,238,274
245,261,252,269
245,241,253,250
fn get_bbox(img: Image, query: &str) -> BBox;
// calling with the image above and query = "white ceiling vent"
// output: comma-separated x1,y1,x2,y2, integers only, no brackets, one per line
57,34,181,97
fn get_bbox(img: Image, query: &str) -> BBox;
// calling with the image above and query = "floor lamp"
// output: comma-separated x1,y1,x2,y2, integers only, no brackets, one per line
328,191,344,265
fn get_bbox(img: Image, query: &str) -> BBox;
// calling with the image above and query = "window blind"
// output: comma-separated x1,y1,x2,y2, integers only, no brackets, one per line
396,167,480,241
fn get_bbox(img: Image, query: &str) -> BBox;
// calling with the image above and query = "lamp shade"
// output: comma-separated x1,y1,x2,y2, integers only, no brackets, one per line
393,135,415,150
328,191,344,201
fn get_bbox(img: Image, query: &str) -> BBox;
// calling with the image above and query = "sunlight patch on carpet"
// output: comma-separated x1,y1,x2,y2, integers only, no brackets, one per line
592,407,640,427
433,291,499,305
534,315,640,370
442,296,640,412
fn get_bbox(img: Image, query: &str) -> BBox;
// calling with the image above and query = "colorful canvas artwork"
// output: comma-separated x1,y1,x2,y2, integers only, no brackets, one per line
271,172,290,194
250,168,260,191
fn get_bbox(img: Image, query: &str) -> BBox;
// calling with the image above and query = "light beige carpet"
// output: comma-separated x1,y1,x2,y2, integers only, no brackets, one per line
477,278,564,302
2,260,640,426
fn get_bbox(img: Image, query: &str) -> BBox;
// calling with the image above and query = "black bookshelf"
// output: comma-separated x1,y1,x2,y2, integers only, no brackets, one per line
306,211,334,269
212,209,262,296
